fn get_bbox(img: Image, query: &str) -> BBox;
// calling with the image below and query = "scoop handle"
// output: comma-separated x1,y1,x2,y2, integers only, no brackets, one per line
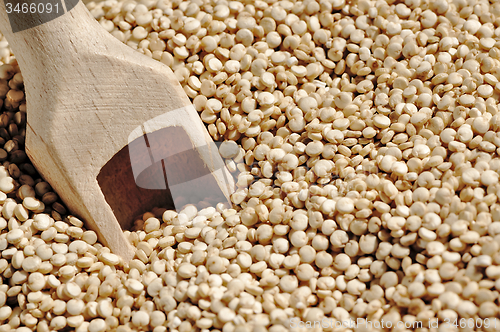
0,0,142,262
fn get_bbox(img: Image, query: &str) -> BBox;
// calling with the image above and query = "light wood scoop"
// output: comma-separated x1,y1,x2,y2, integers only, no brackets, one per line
0,0,235,261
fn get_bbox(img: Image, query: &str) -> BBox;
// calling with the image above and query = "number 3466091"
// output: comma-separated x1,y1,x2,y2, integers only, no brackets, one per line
5,2,60,14
443,318,498,329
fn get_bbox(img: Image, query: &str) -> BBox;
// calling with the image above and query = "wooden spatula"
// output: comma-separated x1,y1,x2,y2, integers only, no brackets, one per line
0,0,235,261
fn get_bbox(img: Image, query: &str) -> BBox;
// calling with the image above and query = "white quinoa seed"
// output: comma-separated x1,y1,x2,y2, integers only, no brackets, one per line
0,0,499,330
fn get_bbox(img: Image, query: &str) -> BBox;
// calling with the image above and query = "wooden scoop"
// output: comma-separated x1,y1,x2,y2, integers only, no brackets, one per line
0,0,235,261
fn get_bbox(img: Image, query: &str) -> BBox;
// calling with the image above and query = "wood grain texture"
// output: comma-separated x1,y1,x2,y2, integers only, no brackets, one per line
0,1,235,261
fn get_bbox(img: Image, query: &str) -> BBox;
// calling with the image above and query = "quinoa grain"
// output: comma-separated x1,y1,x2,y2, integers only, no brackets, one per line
0,0,499,330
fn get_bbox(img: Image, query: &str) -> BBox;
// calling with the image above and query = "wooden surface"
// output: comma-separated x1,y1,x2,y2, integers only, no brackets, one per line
0,1,235,262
